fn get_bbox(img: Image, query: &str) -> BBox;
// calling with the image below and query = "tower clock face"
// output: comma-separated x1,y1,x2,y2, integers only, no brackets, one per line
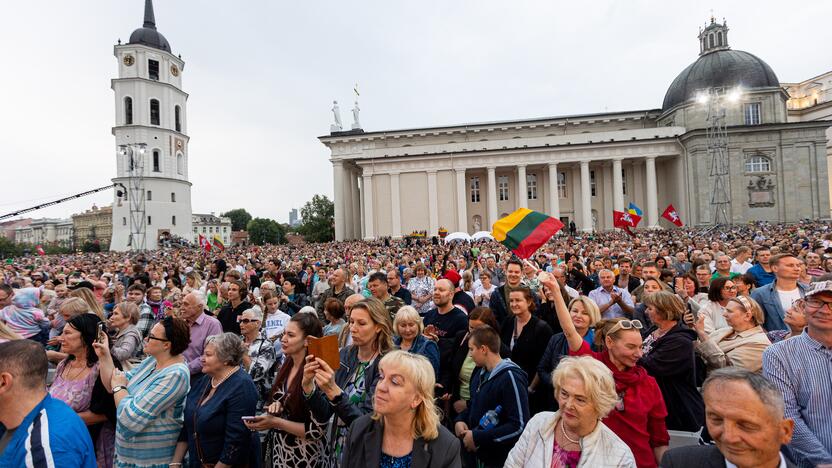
170,65,179,76
123,55,135,66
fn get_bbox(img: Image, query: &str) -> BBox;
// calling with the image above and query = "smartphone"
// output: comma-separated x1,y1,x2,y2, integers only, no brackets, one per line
96,322,107,344
241,416,256,422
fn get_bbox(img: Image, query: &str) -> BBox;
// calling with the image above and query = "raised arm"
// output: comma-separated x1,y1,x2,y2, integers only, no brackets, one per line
540,273,583,352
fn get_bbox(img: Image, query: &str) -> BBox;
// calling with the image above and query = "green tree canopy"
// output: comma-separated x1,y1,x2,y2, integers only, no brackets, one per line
221,208,253,231
246,218,286,245
298,194,334,243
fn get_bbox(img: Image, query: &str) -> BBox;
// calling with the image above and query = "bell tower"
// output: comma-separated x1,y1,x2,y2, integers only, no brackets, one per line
110,0,193,251
699,17,730,56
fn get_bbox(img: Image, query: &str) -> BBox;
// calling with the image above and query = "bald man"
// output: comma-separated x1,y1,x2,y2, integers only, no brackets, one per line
423,278,469,342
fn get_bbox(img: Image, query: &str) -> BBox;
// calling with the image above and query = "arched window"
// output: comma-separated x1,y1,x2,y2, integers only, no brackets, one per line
124,97,133,125
745,155,771,173
717,31,723,46
175,105,181,132
177,153,184,175
152,150,161,172
709,34,714,48
150,99,160,125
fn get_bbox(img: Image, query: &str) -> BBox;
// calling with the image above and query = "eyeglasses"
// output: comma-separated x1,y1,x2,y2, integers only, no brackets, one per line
804,299,832,311
724,285,738,291
145,335,169,342
607,319,643,335
239,318,260,324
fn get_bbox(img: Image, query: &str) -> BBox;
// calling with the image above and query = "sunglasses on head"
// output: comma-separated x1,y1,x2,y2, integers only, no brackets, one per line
607,319,643,335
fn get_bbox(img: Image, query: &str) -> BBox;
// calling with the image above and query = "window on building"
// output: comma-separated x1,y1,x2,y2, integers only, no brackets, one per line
193,227,197,233
590,170,597,197
744,103,761,125
223,227,227,232
150,99,160,125
175,105,181,132
498,175,509,201
122,217,127,226
152,150,160,172
527,173,538,200
172,215,176,226
558,172,567,198
209,227,213,233
470,177,480,203
717,31,723,46
148,59,159,80
177,154,184,175
127,153,134,173
146,190,152,201
124,97,133,125
745,155,771,173
147,216,152,226
622,168,627,195
202,227,206,233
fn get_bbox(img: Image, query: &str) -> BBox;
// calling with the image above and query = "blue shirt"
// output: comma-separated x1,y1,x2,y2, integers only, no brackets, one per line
748,263,776,287
588,286,634,319
763,331,832,467
0,394,96,468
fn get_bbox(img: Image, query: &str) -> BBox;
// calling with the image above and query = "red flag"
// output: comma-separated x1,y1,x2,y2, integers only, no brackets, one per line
198,234,212,252
661,204,684,227
613,210,641,237
36,245,45,256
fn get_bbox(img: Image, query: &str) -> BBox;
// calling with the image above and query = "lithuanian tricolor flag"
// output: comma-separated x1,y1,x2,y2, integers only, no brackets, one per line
491,208,564,259
212,235,225,251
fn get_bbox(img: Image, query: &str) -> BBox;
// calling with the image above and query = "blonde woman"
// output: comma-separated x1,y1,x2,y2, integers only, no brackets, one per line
505,356,636,468
693,295,770,372
393,306,440,379
69,287,105,320
340,351,461,467
303,297,394,466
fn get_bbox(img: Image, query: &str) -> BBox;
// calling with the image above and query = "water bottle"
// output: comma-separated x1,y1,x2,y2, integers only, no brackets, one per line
478,405,502,430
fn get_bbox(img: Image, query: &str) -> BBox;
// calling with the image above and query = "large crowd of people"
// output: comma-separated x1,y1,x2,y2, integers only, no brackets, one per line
1,220,831,468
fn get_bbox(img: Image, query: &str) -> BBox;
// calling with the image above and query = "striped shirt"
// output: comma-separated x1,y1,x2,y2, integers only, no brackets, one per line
763,331,832,467
115,356,190,468
0,394,96,468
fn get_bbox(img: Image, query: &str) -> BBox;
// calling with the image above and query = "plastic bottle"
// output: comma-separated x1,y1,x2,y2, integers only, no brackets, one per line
478,405,502,430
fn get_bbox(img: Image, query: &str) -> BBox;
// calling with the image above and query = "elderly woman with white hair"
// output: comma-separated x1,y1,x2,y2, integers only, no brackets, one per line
505,356,636,467
693,295,771,373
172,332,260,468
239,305,279,411
393,306,440,379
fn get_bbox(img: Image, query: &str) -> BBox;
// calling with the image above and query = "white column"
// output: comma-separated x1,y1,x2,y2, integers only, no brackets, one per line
427,170,439,236
645,156,659,228
344,166,354,239
580,161,592,232
390,172,402,238
455,169,468,233
612,158,624,212
333,161,345,241
487,166,498,229
351,171,361,239
548,162,560,219
362,174,374,239
516,165,528,209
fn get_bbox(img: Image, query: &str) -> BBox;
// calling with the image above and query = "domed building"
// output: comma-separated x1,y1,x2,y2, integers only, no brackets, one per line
320,19,831,239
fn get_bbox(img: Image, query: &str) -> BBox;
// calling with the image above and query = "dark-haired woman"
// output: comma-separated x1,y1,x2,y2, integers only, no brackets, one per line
500,287,553,413
94,316,191,468
698,277,737,334
245,313,327,467
51,313,117,467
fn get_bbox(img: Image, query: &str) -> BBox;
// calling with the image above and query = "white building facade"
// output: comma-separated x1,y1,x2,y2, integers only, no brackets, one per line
15,219,73,248
321,19,830,239
192,213,231,246
110,0,193,251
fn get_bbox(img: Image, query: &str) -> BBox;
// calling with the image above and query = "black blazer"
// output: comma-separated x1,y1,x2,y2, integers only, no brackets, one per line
341,414,461,468
661,444,796,468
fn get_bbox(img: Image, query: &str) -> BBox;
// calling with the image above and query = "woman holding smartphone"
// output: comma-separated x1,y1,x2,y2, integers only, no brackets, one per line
245,313,327,467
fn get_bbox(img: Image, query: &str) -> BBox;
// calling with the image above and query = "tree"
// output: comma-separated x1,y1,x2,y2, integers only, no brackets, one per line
246,218,286,245
0,237,22,258
298,194,334,243
221,208,253,232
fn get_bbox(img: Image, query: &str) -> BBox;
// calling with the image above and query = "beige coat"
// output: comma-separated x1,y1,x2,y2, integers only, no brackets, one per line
695,325,770,372
504,411,636,468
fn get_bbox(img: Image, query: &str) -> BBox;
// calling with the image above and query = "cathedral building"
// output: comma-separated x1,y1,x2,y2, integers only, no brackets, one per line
321,19,831,240
110,0,193,250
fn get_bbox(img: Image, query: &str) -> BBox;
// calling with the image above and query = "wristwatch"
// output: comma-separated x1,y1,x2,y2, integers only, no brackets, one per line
113,385,128,394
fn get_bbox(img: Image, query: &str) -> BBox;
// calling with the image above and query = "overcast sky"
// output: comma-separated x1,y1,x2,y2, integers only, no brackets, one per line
2,1,830,223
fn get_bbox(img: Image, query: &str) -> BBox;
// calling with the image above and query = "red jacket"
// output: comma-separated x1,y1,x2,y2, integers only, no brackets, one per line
571,341,670,468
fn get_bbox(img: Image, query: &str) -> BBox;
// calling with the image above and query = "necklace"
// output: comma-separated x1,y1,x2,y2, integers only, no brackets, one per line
211,367,237,389
560,419,581,446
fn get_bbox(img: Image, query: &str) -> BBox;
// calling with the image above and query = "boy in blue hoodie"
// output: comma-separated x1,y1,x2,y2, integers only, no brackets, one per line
454,326,530,468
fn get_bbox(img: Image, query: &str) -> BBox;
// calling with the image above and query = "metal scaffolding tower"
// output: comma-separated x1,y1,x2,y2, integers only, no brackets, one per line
120,144,148,251
705,88,732,225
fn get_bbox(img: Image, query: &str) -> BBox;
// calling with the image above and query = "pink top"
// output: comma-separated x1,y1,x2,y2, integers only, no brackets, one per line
49,360,99,413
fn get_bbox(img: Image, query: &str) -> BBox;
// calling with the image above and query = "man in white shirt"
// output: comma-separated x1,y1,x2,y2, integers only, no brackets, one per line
730,246,753,275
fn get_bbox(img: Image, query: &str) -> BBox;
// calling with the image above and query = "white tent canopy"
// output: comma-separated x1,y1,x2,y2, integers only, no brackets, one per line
471,231,495,241
444,232,472,243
